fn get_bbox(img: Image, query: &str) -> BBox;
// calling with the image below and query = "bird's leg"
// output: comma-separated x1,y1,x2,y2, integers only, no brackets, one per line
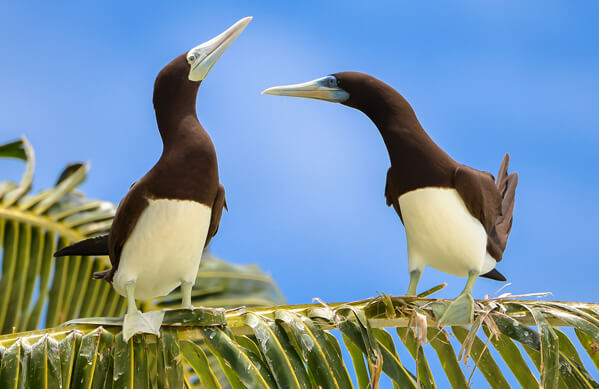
438,270,478,326
406,270,422,296
181,280,194,309
126,282,138,315
122,281,164,341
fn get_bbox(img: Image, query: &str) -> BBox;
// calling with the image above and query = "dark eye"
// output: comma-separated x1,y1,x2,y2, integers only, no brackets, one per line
189,55,196,62
328,78,336,87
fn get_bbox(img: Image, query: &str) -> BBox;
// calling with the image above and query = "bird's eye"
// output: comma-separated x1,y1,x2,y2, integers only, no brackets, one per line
328,78,336,87
188,55,196,62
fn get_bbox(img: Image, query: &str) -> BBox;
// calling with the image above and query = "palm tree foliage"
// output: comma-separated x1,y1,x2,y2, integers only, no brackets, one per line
1,137,599,388
1,295,599,388
0,137,284,334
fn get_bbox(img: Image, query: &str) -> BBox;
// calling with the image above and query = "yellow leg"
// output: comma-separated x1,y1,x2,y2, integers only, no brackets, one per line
122,281,164,341
126,282,138,314
406,270,422,296
181,280,194,309
437,271,477,325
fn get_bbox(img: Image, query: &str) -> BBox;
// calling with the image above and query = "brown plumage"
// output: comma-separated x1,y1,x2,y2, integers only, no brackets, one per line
55,53,227,282
262,68,516,325
334,71,518,280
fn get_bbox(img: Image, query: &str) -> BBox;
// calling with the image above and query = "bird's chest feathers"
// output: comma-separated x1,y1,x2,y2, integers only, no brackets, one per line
398,188,487,274
113,199,212,299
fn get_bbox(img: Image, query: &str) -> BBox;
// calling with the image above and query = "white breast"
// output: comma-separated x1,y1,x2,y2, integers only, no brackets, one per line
398,188,496,278
112,199,212,300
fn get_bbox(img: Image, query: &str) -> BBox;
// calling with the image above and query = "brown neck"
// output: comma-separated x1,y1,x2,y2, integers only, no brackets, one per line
153,71,205,151
351,86,450,166
140,54,220,205
343,78,457,192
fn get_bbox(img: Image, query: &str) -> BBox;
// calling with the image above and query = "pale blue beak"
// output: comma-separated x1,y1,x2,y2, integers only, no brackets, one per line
262,76,349,103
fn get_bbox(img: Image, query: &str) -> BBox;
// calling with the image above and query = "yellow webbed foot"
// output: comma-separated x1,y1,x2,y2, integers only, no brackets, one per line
122,310,165,341
436,292,474,326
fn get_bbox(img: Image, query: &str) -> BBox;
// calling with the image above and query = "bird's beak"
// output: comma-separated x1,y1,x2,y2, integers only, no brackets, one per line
262,76,349,103
187,16,252,81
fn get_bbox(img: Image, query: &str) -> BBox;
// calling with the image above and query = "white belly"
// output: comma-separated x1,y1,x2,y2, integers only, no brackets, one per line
112,199,212,300
398,188,495,278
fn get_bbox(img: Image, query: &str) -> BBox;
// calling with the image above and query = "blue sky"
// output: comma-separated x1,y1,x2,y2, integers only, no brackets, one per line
1,1,598,386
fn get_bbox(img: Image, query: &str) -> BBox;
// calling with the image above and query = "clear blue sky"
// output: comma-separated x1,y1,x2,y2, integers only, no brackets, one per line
1,1,598,386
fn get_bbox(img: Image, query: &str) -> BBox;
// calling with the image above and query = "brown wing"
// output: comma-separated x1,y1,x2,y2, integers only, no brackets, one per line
454,164,502,234
99,185,149,282
454,154,518,262
384,167,403,224
205,184,227,247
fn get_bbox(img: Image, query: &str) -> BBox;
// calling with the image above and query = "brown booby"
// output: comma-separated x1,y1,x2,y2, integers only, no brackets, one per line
54,17,252,340
262,72,518,324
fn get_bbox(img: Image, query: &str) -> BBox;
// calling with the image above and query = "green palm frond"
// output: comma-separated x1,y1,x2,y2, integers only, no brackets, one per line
1,296,599,388
0,136,115,333
2,136,599,388
0,137,284,335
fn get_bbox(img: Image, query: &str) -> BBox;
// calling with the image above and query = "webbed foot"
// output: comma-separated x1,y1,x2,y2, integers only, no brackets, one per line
122,310,165,341
436,292,474,325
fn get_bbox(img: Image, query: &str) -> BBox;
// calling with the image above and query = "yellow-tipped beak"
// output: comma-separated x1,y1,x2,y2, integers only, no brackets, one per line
187,16,252,81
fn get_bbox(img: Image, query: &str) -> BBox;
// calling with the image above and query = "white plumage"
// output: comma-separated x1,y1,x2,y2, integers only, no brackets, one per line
112,199,212,300
398,187,496,278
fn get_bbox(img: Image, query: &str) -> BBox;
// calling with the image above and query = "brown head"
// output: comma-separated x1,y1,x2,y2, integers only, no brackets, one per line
262,71,418,128
153,17,252,141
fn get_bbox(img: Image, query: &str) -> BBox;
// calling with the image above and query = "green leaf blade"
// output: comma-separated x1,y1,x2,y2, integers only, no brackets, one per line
427,328,469,388
396,327,436,389
201,326,272,389
180,340,222,389
30,335,61,389
343,334,370,389
483,324,538,389
452,326,510,389
372,327,418,389
245,313,310,389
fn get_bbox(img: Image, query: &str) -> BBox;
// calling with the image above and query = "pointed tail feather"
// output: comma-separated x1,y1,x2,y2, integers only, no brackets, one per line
480,268,507,281
491,154,518,256
496,153,510,194
53,235,109,257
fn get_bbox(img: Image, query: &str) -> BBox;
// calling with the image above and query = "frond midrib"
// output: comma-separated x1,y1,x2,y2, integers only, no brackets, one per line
0,205,86,242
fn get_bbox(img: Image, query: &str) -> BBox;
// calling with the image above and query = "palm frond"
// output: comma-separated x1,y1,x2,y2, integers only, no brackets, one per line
1,297,599,388
2,137,598,387
0,137,284,335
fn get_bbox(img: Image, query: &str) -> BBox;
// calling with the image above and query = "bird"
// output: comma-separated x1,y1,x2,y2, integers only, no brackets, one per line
262,72,518,325
54,17,252,340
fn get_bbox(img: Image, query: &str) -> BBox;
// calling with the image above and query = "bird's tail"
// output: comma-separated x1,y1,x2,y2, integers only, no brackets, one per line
489,154,518,257
54,234,114,282
53,235,109,257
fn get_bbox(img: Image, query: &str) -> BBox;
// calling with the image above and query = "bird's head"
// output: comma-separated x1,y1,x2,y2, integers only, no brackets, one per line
185,16,252,82
262,72,405,117
263,71,386,105
153,17,251,110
